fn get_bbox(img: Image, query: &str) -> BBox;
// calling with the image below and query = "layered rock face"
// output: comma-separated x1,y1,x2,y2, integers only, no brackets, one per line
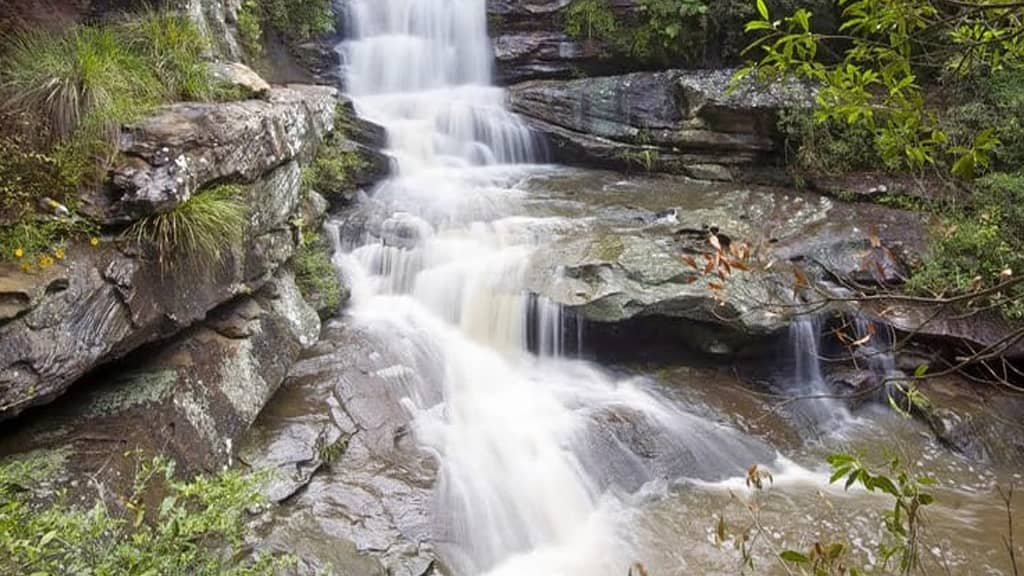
0,271,320,479
510,69,814,182
0,85,390,421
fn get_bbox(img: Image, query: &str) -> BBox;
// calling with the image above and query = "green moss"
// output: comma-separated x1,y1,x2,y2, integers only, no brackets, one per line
293,230,344,319
302,112,367,198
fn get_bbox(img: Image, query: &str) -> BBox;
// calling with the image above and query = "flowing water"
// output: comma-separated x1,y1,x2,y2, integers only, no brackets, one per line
321,1,1023,574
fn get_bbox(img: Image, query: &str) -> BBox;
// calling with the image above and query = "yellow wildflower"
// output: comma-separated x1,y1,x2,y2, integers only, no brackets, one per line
54,247,65,260
14,247,24,259
38,255,53,268
90,237,100,247
19,263,32,273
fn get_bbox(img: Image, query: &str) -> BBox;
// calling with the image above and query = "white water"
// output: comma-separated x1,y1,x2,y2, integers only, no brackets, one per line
787,317,851,427
335,2,774,574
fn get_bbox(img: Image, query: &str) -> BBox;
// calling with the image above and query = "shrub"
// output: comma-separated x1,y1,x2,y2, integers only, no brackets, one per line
564,0,708,65
125,185,248,271
777,107,881,176
0,137,74,225
0,455,288,576
293,230,344,318
907,173,1024,319
236,0,334,57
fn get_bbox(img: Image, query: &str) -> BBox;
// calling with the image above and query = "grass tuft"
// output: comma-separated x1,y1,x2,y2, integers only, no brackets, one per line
125,185,249,272
293,230,344,318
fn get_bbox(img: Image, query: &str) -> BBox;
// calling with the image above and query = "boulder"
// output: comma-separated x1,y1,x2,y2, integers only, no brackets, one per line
207,61,272,99
0,160,306,420
99,85,338,225
509,69,814,182
516,169,932,357
0,271,320,485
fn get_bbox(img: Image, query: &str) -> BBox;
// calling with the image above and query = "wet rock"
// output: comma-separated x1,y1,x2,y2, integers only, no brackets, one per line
509,70,814,182
0,160,305,420
915,376,1024,465
0,271,319,485
101,85,337,224
242,322,440,575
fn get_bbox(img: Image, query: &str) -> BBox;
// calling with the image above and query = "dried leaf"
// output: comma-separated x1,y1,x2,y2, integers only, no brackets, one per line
708,281,724,291
682,255,698,269
709,234,722,251
868,226,882,248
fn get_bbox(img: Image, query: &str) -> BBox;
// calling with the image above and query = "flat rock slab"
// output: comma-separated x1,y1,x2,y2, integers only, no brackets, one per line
242,321,441,576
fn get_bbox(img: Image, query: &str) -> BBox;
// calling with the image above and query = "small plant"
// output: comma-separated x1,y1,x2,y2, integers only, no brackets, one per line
293,230,344,318
0,454,290,575
125,185,248,271
302,131,367,199
238,0,265,58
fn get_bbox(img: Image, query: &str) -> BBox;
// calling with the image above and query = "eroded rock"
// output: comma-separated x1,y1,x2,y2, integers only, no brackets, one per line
101,85,337,224
0,271,320,485
509,69,814,182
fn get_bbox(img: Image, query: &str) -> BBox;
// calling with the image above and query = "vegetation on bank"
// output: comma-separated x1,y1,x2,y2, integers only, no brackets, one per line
0,11,237,266
293,229,345,319
563,0,835,67
237,0,335,58
738,0,1024,323
0,454,288,576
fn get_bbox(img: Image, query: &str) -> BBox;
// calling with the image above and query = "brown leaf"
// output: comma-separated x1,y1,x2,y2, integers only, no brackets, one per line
704,259,716,274
868,226,882,248
682,254,698,270
709,234,722,251
708,281,724,291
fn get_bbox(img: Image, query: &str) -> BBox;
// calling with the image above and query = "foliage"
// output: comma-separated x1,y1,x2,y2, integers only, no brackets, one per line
736,0,1024,178
125,185,248,272
114,12,214,102
718,453,936,575
0,12,219,189
302,135,366,199
0,455,288,576
0,217,99,268
238,0,265,58
293,230,344,318
907,173,1024,320
777,107,880,176
0,138,75,224
237,0,335,57
564,0,709,65
814,454,934,574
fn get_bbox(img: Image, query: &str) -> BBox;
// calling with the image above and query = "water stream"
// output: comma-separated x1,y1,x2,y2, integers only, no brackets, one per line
319,1,1023,574
335,1,775,573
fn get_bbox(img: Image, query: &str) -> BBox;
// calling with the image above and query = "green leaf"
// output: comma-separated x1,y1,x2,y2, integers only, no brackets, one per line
913,364,928,378
779,550,810,563
756,0,769,21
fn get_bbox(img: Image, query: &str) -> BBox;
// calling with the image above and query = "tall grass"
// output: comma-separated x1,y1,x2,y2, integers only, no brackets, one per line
125,185,249,271
0,26,159,146
115,12,213,101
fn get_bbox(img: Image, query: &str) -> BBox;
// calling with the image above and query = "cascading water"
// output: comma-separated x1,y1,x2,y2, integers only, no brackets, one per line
787,317,851,428
333,2,773,574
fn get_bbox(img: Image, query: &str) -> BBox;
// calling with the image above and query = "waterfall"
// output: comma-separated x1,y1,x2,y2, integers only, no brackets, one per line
330,2,774,574
787,317,851,427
